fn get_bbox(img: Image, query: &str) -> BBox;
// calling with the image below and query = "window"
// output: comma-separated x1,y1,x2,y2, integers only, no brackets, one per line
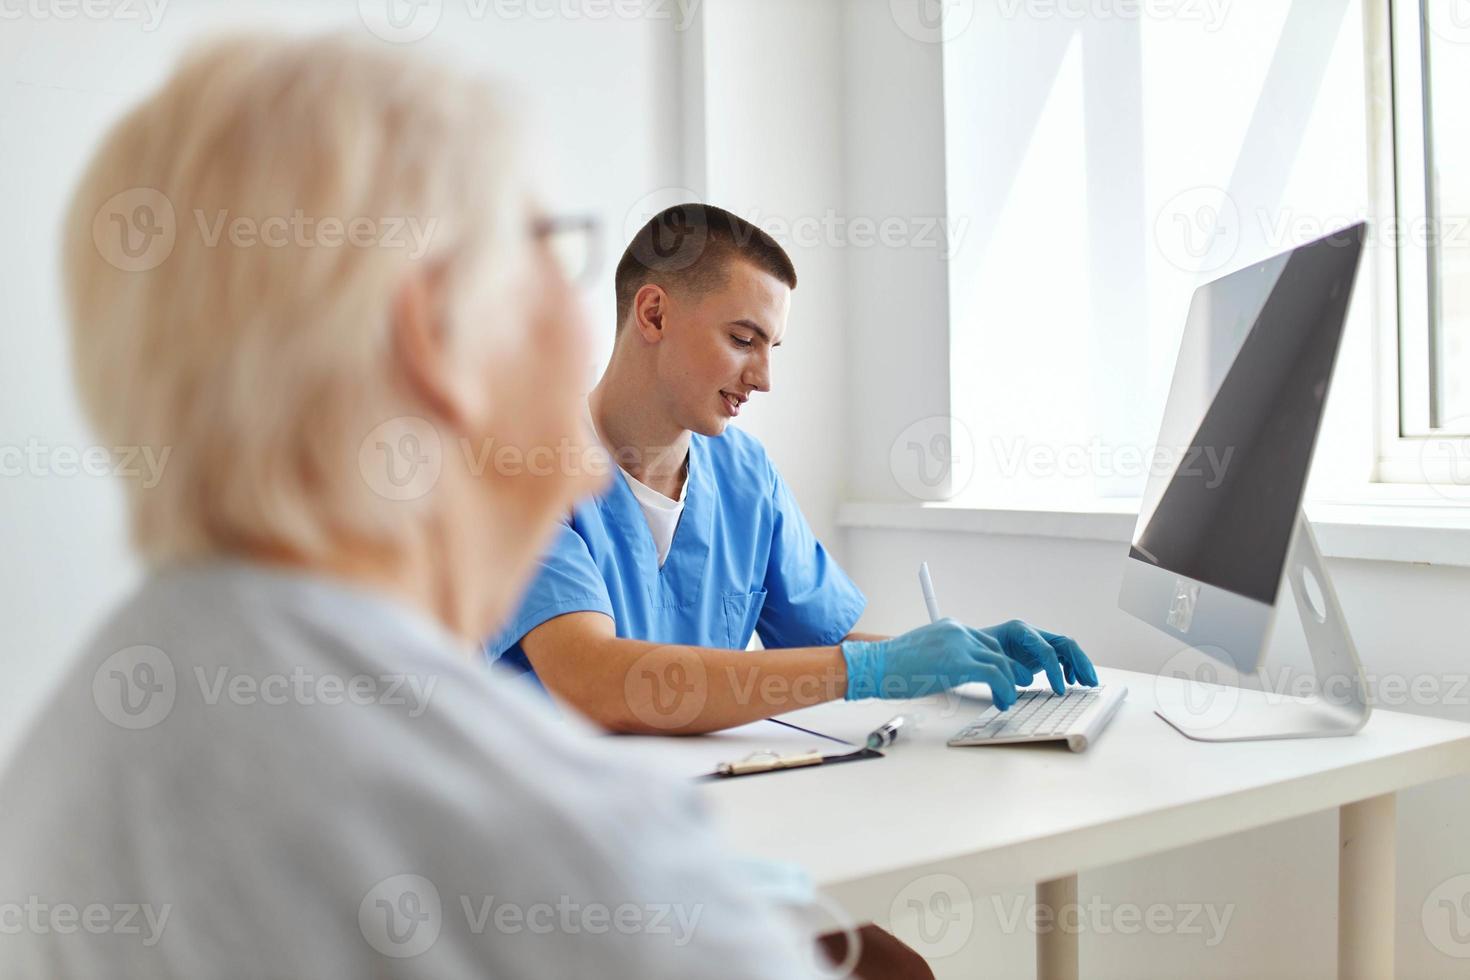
941,4,1369,504
1378,0,1470,488
937,2,1468,503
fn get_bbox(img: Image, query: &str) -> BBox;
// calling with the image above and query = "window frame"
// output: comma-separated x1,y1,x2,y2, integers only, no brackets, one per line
1373,0,1470,487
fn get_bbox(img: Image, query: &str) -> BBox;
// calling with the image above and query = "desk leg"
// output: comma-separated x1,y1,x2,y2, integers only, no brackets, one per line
1037,875,1078,980
1338,793,1395,980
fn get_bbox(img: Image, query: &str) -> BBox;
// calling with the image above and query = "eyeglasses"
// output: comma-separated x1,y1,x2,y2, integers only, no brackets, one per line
532,214,600,286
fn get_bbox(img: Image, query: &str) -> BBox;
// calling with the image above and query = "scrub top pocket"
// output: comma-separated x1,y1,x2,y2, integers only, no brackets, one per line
722,588,768,650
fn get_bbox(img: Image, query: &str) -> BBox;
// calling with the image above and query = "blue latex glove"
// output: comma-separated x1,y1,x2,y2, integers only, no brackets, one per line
969,620,1100,695
841,619,1031,707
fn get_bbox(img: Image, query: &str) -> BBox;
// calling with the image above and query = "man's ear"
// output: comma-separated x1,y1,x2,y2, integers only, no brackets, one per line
389,264,477,431
631,283,670,344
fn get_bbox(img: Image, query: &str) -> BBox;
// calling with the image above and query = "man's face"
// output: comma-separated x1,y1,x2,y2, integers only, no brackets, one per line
655,258,790,438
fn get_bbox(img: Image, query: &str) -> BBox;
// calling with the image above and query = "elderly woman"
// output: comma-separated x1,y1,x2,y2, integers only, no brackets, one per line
0,34,827,978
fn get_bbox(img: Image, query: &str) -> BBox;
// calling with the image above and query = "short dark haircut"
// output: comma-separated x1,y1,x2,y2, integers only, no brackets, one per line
614,203,797,331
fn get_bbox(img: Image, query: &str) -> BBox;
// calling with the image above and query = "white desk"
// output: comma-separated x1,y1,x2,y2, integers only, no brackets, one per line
664,666,1470,980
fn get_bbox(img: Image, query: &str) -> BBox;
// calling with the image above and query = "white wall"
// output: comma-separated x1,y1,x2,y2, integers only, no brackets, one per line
0,1,685,753
694,0,849,547
843,0,955,505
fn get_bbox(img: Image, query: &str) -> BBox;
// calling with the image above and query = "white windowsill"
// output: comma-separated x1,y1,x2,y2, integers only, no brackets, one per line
836,494,1470,569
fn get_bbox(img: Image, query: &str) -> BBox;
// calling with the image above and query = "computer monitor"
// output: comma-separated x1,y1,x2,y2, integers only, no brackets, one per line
1119,222,1372,741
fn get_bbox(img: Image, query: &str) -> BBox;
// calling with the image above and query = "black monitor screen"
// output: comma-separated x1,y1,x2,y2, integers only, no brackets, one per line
1128,224,1364,605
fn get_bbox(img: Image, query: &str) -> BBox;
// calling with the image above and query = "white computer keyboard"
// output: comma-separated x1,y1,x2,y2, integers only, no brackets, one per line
948,684,1127,752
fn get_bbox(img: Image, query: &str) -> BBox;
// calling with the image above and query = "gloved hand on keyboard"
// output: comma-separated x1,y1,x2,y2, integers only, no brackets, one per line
841,618,1100,705
972,619,1099,695
841,619,1031,707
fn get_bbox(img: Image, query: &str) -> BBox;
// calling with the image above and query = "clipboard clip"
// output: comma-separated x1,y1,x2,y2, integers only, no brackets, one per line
716,749,824,777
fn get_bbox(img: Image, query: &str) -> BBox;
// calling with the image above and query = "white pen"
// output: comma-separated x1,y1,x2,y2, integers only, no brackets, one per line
921,560,1018,710
919,561,942,623
866,715,908,750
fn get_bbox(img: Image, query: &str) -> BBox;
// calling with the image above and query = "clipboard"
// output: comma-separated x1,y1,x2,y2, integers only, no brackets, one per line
605,718,878,781
698,746,884,781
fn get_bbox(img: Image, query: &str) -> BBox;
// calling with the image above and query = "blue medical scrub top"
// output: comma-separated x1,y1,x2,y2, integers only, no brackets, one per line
486,425,866,678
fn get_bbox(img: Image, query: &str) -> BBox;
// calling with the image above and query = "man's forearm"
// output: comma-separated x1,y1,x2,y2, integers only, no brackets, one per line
566,638,850,735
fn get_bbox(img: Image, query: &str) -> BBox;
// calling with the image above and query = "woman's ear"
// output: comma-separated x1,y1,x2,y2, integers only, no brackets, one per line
389,264,482,432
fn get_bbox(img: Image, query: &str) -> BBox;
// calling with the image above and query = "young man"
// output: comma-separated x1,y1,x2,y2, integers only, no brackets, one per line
486,204,1098,734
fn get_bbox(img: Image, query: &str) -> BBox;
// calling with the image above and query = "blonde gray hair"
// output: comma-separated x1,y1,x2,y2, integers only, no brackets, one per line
63,33,529,563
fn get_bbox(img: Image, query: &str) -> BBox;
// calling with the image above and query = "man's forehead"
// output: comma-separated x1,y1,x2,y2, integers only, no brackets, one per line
722,254,789,294
715,258,790,342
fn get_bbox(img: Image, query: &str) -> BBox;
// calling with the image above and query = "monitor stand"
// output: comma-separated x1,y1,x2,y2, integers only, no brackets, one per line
1154,514,1372,742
